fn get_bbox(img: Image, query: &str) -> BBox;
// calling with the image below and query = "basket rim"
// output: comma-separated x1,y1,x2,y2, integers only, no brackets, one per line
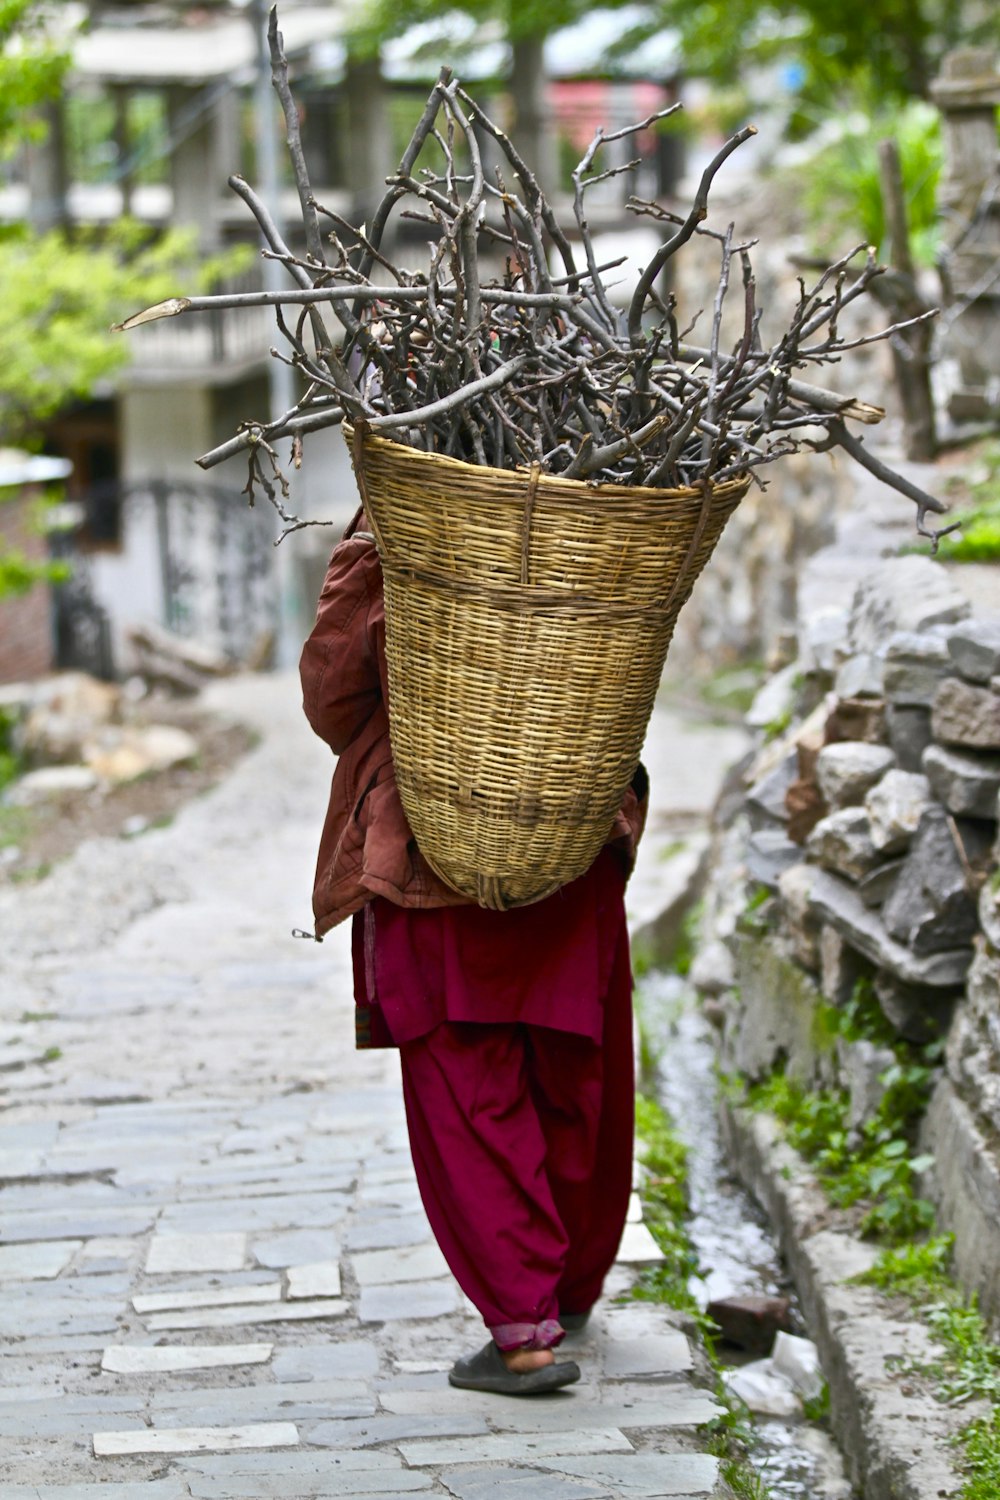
343,421,751,504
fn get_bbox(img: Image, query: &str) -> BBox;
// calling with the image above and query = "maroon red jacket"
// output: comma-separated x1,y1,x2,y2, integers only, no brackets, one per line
300,516,648,938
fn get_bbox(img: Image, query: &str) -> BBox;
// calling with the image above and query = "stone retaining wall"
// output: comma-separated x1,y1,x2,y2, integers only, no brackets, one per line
696,550,1000,1318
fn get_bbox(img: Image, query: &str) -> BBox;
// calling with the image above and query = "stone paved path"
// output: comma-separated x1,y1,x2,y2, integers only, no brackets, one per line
0,674,743,1500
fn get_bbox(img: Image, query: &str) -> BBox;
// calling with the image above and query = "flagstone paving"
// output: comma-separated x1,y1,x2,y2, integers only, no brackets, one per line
0,673,741,1499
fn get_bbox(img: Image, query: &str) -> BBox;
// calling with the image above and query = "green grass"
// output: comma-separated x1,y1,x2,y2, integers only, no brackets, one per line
748,1070,936,1242
856,1237,1000,1497
742,977,941,1242
962,1411,1000,1500
671,899,703,979
630,1088,772,1498
923,444,1000,564
632,1092,702,1319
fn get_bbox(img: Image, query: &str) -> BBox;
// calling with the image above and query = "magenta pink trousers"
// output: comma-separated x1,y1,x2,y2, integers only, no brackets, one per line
397,923,634,1351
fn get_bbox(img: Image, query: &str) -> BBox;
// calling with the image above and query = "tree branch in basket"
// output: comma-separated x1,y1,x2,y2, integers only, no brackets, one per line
114,15,952,541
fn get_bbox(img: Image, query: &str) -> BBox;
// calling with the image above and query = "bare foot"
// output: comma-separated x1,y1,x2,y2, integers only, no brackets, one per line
500,1347,556,1373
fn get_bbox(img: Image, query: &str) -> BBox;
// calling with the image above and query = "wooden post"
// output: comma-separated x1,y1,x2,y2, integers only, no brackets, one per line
877,136,936,460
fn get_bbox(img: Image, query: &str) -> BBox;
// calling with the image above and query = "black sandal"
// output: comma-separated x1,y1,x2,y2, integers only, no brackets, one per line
448,1340,580,1396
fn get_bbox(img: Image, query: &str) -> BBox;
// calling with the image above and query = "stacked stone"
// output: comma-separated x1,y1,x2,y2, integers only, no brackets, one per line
698,552,1000,1319
740,560,1000,1053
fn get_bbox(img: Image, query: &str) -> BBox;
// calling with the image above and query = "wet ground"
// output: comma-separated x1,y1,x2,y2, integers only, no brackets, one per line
640,972,856,1500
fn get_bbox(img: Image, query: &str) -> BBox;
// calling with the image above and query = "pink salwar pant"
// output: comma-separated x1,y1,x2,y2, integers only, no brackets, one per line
397,925,634,1351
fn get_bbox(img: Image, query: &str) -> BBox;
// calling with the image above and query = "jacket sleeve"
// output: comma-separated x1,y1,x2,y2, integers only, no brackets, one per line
299,536,382,755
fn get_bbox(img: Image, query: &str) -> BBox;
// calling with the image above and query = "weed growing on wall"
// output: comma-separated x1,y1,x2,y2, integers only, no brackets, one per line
857,1239,1000,1498
737,976,941,1242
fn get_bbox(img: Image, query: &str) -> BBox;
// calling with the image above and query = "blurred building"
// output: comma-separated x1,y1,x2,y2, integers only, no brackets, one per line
4,1,681,678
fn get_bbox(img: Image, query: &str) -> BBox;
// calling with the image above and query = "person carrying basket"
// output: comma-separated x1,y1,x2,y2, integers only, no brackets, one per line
300,503,648,1395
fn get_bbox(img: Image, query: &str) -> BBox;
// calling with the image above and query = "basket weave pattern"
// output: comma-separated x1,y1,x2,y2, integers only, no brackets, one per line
349,427,749,909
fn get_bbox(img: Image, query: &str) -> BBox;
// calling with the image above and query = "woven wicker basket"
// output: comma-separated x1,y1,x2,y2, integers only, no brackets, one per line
347,424,749,909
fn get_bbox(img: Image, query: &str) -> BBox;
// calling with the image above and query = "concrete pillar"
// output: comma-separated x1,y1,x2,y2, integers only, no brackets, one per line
167,85,223,247
344,53,394,234
510,35,557,201
25,100,69,232
930,49,1000,422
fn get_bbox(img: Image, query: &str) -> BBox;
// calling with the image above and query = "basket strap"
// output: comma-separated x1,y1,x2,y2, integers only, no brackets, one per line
519,463,542,586
349,420,390,559
658,477,714,619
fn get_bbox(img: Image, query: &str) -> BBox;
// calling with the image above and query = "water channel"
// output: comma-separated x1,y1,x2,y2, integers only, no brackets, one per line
637,969,856,1500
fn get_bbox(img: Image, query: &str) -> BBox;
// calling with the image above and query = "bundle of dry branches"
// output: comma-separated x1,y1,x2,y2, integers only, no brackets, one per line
115,8,954,547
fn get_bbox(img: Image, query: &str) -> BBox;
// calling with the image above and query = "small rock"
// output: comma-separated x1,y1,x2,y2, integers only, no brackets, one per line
882,810,979,955
724,1359,802,1418
807,868,972,988
807,808,882,882
865,770,932,854
886,704,933,773
816,743,895,810
923,744,1000,820
838,1036,895,1129
848,556,969,655
20,673,121,764
690,940,735,997
795,700,833,781
701,997,728,1029
121,815,150,838
786,777,828,845
746,662,802,731
746,752,798,829
820,923,867,1005
825,696,887,746
772,1331,825,1403
932,677,1000,752
801,609,849,676
857,858,906,909
5,764,100,804
84,725,199,785
980,881,1000,951
874,970,959,1042
777,863,821,969
883,629,954,707
706,1294,794,1355
947,618,1000,684
746,830,801,889
835,653,884,700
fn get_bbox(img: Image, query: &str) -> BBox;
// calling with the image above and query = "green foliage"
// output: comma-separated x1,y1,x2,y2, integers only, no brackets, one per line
349,0,610,53
801,102,943,265
748,1051,938,1243
0,222,250,446
700,664,764,718
962,1408,1000,1500
858,1234,955,1292
634,0,994,118
737,885,774,937
0,0,69,158
719,1456,773,1500
0,706,23,791
632,1091,703,1316
933,446,1000,564
671,899,703,979
802,1380,831,1423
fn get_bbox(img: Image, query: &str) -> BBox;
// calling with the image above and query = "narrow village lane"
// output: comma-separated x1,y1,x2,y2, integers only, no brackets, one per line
0,672,745,1500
